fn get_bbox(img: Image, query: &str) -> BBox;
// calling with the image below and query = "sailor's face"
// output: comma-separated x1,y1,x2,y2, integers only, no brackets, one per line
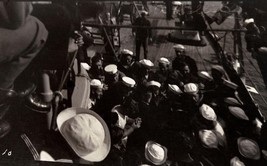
92,88,103,99
159,63,168,73
125,55,133,65
182,65,190,75
176,50,185,59
95,60,103,70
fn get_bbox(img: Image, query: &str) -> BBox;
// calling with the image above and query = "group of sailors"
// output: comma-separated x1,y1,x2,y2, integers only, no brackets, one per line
79,44,267,166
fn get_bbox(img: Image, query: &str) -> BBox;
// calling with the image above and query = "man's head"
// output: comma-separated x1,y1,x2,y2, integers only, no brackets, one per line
104,64,119,84
173,44,186,59
91,53,103,70
139,59,154,76
121,76,136,97
141,10,148,18
120,49,134,66
180,63,190,77
90,79,103,100
158,57,170,73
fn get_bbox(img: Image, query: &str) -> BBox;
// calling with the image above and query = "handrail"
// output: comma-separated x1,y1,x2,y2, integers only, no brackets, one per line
82,22,247,32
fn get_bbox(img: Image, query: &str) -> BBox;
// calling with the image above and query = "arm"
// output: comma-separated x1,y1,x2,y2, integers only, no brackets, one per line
122,117,141,138
4,2,32,29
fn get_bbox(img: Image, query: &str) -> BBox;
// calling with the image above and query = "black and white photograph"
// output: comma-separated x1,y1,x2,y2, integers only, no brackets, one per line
0,0,267,165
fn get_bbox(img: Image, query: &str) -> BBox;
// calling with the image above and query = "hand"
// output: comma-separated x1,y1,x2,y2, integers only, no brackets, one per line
149,37,152,42
132,32,136,37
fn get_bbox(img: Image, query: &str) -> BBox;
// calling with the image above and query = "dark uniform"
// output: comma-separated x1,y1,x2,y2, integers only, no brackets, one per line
172,55,198,76
165,0,173,19
133,14,152,61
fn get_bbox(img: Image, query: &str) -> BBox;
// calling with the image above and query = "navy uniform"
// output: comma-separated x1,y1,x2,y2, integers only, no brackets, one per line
133,11,152,61
172,44,198,76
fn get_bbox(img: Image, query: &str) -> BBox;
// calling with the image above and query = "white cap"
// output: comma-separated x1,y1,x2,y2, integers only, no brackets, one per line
223,79,238,90
228,106,249,121
121,49,134,56
237,137,260,160
199,130,218,149
90,79,103,89
158,57,170,65
122,76,136,88
104,64,118,74
168,84,183,95
173,1,182,6
81,63,90,71
184,83,199,94
230,157,245,166
141,10,149,15
173,44,185,51
198,71,213,81
145,141,167,165
139,59,154,68
199,104,217,121
243,18,254,27
147,81,161,88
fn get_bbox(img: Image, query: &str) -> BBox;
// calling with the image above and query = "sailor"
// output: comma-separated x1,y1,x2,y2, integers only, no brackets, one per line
146,80,164,108
183,83,204,114
177,62,200,85
154,57,171,90
132,11,152,61
88,53,105,82
118,49,135,77
197,130,228,166
165,0,173,20
207,65,242,104
102,76,136,112
104,64,125,87
132,59,155,102
235,137,262,166
88,79,103,110
172,44,198,76
157,84,187,132
244,18,267,88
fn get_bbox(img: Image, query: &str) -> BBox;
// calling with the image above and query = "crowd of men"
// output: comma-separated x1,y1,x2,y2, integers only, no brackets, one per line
81,44,267,166
1,2,267,166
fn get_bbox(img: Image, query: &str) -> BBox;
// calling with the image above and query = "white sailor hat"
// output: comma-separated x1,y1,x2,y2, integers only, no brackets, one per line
141,10,149,15
173,44,185,51
184,83,199,94
90,79,103,89
199,104,217,121
139,59,154,68
198,71,213,81
121,49,134,56
173,1,182,6
158,57,170,65
228,106,249,121
147,81,161,88
145,141,167,165
224,97,242,106
122,76,136,88
243,18,254,27
199,130,218,149
104,64,118,75
168,84,183,95
223,79,238,90
230,157,245,166
237,137,260,160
